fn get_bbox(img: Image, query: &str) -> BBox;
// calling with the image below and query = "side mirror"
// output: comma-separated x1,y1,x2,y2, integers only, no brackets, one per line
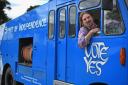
102,0,113,10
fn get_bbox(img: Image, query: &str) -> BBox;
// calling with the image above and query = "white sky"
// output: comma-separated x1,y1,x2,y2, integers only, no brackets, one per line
4,0,49,19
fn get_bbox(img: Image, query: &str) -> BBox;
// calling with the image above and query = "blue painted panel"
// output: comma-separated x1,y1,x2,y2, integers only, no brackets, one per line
66,38,77,83
56,38,66,80
17,65,33,77
47,39,56,85
57,0,68,5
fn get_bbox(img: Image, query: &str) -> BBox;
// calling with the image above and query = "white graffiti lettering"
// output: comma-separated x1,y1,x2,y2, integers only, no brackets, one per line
84,42,109,76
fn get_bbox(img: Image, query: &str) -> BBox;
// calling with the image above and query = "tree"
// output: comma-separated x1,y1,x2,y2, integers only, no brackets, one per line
0,0,11,25
26,5,39,12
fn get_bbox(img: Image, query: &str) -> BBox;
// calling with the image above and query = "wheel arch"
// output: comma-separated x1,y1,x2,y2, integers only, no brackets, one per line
1,63,11,85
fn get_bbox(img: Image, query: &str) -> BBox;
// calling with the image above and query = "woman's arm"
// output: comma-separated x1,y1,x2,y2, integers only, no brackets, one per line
78,29,88,48
85,28,99,44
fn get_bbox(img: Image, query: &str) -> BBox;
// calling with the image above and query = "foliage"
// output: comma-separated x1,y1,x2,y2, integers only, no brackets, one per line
26,5,39,12
0,0,11,25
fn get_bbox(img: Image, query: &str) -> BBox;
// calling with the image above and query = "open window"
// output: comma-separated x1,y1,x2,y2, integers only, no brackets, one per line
79,9,101,32
18,37,33,66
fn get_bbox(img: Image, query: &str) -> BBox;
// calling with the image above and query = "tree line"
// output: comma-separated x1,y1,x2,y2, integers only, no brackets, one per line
0,0,39,25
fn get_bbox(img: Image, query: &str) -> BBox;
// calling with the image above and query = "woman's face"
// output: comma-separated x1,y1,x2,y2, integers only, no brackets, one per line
82,13,94,29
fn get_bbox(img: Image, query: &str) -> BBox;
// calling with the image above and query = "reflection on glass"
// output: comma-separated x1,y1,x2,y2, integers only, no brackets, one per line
49,11,54,39
79,0,101,10
69,6,76,37
59,9,65,38
104,3,124,35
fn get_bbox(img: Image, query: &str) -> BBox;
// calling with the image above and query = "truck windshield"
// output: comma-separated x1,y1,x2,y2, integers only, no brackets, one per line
79,0,101,10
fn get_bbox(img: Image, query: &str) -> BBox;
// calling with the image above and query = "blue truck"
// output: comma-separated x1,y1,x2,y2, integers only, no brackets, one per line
0,0,128,85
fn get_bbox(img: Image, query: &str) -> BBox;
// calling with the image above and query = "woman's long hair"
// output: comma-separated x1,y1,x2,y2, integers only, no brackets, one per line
79,12,93,27
79,12,92,27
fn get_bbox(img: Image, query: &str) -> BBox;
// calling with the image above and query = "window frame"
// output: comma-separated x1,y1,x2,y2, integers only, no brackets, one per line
48,10,55,40
59,8,66,39
68,5,77,38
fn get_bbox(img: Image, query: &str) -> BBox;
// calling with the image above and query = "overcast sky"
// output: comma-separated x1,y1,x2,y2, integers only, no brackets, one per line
4,0,49,19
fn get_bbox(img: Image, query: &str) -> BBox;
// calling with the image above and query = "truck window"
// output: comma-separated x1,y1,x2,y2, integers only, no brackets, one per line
68,6,76,38
18,37,33,66
48,10,55,39
79,0,101,10
59,8,66,38
125,0,128,7
103,1,124,35
79,9,101,31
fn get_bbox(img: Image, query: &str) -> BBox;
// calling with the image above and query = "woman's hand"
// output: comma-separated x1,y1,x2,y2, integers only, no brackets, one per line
90,28,99,34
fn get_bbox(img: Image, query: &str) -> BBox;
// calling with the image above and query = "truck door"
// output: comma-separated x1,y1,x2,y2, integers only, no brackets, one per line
66,5,77,83
56,4,78,84
56,6,67,81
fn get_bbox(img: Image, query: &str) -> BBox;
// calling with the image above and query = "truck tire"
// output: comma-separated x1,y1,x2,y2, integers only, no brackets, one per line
5,67,16,85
